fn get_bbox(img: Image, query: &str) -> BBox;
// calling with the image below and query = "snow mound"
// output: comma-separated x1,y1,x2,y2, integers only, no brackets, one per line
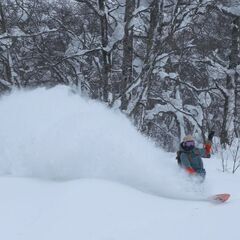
0,86,210,199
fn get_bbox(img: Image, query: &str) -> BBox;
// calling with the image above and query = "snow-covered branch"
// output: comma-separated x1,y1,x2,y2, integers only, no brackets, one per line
0,29,58,40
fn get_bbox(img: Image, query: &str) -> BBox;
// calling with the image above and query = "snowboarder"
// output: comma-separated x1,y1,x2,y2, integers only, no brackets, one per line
177,131,215,181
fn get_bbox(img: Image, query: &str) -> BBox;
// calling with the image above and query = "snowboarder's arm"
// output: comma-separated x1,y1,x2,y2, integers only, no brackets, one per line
198,141,212,158
199,131,214,158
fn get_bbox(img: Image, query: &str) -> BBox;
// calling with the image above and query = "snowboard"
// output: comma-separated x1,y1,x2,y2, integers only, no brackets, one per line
209,193,230,203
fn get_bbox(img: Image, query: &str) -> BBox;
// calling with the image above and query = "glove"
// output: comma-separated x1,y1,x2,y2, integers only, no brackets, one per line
204,143,212,155
208,131,215,142
186,167,196,175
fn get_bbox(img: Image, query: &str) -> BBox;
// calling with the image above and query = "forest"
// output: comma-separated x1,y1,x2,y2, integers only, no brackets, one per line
0,0,240,151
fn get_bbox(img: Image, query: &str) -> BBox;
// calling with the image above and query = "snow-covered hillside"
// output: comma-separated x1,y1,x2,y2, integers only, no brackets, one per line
0,87,239,240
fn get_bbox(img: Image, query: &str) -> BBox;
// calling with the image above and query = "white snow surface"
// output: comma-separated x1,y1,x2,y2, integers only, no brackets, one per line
0,86,239,240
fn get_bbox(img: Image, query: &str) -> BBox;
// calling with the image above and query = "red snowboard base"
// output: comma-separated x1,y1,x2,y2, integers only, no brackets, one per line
210,193,230,203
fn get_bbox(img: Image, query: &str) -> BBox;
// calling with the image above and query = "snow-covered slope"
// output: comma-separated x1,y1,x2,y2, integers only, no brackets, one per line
0,175,239,240
0,86,239,240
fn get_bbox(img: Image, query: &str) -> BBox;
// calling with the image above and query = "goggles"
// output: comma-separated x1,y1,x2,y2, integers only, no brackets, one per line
184,140,195,147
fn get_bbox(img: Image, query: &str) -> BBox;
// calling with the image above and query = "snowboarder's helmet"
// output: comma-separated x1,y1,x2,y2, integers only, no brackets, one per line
183,135,194,142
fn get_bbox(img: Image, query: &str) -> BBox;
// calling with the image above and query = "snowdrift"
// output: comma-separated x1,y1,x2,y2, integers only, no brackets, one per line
0,86,210,199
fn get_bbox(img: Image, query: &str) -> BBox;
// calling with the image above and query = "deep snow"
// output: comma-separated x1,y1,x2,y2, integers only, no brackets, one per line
0,86,239,240
0,86,211,200
0,176,239,240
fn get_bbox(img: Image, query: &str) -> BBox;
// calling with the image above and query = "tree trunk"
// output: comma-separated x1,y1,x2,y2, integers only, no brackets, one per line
0,2,6,33
233,17,240,137
98,0,110,103
120,0,135,110
131,0,160,114
0,2,13,86
221,16,239,146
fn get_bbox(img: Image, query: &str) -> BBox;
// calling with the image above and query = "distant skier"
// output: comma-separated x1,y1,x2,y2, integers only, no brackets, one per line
177,131,215,181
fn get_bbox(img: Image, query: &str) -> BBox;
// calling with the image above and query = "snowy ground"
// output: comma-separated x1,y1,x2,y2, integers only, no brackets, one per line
0,87,239,240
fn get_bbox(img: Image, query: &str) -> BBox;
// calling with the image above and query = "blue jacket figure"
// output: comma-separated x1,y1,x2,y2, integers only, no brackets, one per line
178,132,214,181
